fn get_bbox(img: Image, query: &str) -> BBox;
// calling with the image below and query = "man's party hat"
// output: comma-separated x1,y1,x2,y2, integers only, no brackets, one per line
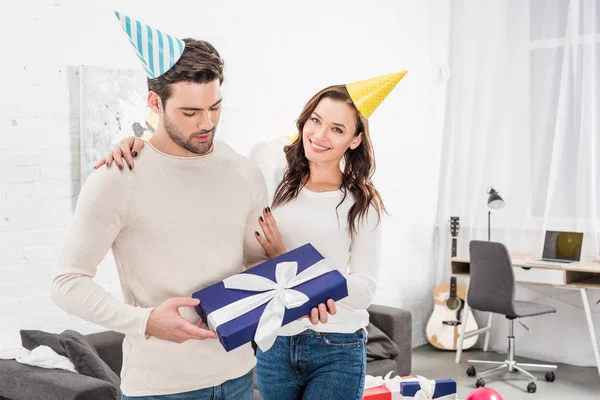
114,11,185,79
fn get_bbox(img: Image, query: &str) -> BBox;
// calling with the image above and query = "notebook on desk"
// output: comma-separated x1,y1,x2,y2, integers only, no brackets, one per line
528,230,584,266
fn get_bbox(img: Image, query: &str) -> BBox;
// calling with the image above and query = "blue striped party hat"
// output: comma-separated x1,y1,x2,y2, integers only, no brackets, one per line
114,11,185,79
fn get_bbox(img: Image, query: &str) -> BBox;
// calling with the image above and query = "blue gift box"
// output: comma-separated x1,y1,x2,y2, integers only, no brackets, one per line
192,243,348,352
400,379,456,399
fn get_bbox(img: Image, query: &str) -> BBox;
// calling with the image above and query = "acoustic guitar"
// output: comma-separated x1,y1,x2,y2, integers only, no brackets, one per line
426,216,478,350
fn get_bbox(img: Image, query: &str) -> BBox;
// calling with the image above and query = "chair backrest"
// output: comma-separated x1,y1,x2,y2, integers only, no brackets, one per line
467,240,516,316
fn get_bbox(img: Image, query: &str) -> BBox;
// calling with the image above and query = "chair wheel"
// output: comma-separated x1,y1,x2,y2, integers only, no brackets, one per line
476,378,485,388
545,371,555,382
527,382,537,393
467,366,476,377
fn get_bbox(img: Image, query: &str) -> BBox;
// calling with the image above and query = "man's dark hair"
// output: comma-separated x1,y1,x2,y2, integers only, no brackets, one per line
147,38,224,107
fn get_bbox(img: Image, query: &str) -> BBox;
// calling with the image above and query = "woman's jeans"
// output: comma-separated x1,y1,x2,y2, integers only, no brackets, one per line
256,329,367,400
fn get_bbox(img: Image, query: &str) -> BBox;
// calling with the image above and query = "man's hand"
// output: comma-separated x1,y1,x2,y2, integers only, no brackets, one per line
145,297,217,343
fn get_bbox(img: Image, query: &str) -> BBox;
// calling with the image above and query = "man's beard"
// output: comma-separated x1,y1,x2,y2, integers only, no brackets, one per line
164,114,215,155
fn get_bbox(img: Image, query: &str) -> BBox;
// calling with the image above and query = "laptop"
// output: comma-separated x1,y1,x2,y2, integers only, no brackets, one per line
532,231,584,265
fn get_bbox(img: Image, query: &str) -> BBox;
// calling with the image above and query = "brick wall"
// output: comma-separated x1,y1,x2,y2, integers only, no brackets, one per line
0,0,450,349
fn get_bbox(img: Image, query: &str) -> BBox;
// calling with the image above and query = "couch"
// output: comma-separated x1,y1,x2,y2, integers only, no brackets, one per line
0,305,411,400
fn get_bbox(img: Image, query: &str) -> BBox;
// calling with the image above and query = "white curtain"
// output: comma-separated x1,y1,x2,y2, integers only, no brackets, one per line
434,0,600,366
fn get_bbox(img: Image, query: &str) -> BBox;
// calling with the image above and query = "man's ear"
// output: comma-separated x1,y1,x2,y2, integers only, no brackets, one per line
148,91,163,114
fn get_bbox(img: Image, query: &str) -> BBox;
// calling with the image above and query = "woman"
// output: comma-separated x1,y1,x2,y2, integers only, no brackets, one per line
96,72,405,400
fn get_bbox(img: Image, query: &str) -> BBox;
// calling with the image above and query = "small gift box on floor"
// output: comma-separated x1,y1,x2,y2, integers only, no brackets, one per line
400,376,457,400
363,373,457,400
192,243,348,352
363,372,414,399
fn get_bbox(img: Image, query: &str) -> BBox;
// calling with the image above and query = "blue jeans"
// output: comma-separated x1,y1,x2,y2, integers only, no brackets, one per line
256,329,367,400
122,369,254,400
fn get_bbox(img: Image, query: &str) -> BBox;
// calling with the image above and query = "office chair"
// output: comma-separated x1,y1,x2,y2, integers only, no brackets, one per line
466,241,558,393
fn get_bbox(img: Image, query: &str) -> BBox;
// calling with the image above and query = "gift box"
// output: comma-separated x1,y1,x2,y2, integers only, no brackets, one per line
192,243,348,352
363,372,413,399
363,385,396,400
400,377,456,400
363,373,456,400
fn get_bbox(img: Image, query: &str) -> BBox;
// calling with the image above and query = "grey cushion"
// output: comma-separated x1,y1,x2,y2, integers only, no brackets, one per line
366,323,401,361
87,331,125,376
63,340,121,399
20,329,93,357
0,359,118,400
19,329,121,399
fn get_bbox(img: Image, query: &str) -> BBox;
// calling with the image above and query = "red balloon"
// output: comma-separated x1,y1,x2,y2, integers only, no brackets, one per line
465,387,503,400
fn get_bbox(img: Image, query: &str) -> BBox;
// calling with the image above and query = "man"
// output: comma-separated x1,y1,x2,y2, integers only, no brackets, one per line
52,13,267,399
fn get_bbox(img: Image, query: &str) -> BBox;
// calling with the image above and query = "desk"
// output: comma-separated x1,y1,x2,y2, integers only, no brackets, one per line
451,255,600,377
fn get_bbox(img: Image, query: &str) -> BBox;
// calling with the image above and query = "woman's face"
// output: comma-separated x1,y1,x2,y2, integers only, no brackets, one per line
302,98,362,165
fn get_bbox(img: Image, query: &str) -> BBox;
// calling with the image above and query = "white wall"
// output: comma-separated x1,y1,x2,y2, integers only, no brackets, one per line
0,0,450,349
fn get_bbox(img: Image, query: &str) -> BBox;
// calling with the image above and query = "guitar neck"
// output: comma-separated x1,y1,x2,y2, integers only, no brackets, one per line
451,237,457,258
450,237,457,298
450,276,457,298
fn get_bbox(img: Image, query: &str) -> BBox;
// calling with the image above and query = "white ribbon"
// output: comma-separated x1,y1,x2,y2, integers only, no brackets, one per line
363,371,406,400
206,259,335,351
412,375,456,400
414,375,435,400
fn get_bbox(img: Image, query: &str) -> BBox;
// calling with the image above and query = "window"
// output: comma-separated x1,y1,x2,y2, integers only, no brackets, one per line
530,0,599,218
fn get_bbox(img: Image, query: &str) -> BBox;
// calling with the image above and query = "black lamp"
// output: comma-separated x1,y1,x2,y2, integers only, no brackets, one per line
487,186,505,241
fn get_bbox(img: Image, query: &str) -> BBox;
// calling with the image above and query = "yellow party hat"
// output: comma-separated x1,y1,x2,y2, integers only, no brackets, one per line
346,71,407,119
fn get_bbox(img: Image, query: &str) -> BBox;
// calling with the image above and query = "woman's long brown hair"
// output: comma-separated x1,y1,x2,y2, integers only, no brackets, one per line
272,85,387,241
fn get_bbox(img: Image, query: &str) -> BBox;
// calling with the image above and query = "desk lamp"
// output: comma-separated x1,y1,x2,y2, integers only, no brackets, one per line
487,187,505,241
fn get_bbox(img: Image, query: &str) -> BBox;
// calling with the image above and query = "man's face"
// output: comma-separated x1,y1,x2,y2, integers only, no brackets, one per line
160,80,222,155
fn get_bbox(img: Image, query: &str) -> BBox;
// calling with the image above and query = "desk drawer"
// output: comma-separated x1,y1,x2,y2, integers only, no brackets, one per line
513,266,565,285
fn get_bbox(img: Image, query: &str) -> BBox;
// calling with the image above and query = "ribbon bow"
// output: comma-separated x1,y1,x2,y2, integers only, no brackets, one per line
364,371,402,390
414,375,436,400
206,259,334,351
364,371,404,399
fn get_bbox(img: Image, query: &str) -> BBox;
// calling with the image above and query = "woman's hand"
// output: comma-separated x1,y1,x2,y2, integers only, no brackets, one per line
309,299,337,325
254,207,337,323
254,207,287,260
94,136,145,170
